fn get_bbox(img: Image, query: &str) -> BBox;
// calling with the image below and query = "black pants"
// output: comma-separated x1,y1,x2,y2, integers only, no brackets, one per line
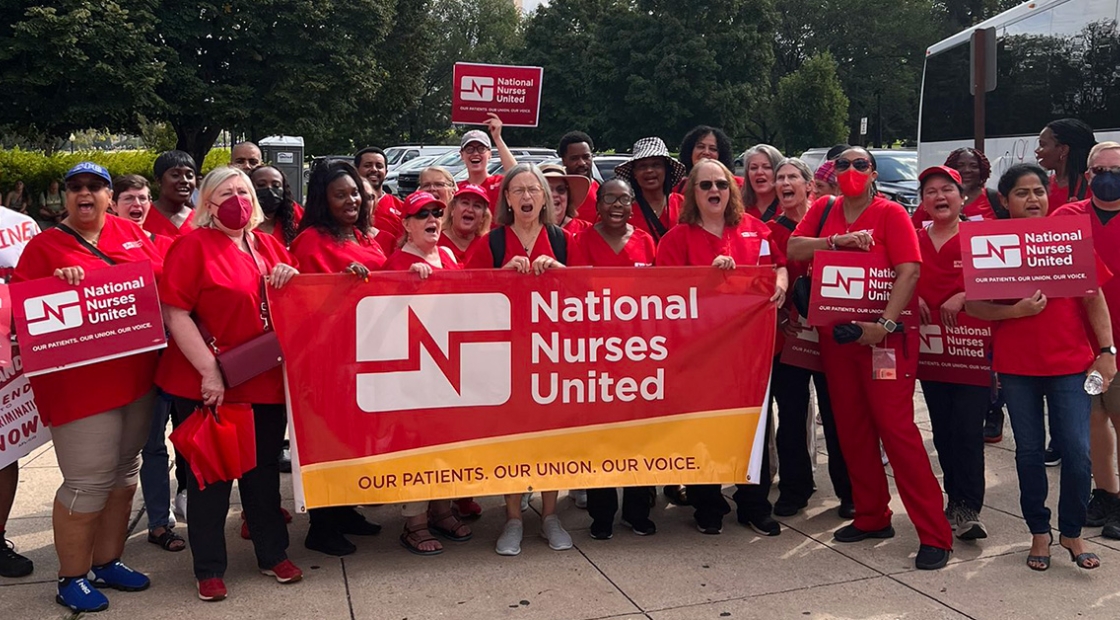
586,487,653,525
921,380,987,511
690,411,773,524
774,364,853,505
173,399,290,579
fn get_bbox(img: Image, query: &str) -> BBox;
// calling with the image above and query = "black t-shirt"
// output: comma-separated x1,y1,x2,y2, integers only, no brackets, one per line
1094,204,1120,226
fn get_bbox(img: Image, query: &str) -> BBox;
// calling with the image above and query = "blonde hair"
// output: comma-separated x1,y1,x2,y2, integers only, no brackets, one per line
442,193,492,236
1089,141,1120,166
192,166,264,231
680,159,744,227
495,164,554,227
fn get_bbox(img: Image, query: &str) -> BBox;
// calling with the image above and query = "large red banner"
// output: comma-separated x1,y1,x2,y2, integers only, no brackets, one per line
916,314,993,387
10,261,166,377
960,214,1098,300
451,62,544,127
808,251,918,327
270,268,776,508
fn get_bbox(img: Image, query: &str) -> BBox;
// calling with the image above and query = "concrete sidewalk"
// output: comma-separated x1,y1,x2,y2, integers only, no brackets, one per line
4,396,1120,619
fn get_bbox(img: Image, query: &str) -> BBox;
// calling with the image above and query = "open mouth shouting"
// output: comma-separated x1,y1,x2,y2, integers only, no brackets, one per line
76,197,97,217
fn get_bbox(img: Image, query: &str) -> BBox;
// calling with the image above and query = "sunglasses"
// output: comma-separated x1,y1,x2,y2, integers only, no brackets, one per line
1091,166,1120,175
834,159,872,172
409,208,444,219
698,180,731,191
66,180,108,193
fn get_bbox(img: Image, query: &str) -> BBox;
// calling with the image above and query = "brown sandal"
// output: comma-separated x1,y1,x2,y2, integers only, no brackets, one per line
400,523,443,556
428,510,473,542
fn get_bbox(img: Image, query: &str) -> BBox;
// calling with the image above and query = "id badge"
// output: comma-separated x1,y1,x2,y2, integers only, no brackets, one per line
872,346,897,380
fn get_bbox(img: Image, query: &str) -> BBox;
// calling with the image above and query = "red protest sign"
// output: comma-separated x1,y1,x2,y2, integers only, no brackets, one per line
11,261,166,377
807,251,918,327
780,313,822,372
452,62,544,127
270,267,776,507
0,284,11,368
960,214,1097,300
916,313,992,387
0,352,48,470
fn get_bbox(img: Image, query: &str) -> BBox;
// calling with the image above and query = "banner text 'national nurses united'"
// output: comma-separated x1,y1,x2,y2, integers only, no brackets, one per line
270,268,777,508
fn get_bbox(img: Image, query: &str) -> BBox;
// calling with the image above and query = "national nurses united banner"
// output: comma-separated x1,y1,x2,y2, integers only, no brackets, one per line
270,267,777,508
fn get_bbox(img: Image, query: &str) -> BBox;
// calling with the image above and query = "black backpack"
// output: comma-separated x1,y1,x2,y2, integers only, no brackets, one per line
489,224,568,268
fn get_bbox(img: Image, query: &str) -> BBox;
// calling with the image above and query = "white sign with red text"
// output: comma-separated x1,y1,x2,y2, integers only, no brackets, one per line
0,354,47,470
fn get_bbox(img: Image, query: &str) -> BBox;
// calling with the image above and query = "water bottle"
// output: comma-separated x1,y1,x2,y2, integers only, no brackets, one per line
1085,370,1105,396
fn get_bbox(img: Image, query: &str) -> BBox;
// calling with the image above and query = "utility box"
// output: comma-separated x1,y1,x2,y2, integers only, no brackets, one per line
259,136,305,201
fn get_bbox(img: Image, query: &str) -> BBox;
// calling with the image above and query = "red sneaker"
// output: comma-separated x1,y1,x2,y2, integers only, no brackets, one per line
261,559,303,584
453,498,482,518
197,578,227,601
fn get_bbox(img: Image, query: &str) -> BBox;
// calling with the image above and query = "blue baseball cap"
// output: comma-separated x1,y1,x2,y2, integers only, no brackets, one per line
64,162,112,185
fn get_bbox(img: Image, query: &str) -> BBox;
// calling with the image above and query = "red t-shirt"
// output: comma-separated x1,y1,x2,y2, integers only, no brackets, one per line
1053,199,1120,347
438,232,478,264
13,216,164,426
746,197,781,223
1049,175,1092,210
290,226,387,274
766,216,805,283
657,217,785,267
465,225,572,269
575,179,600,223
155,228,295,404
375,194,405,244
147,231,175,258
916,227,965,308
266,203,304,247
568,227,657,267
383,246,462,271
992,297,1094,376
458,175,505,217
912,191,998,227
793,195,922,267
629,193,684,242
563,217,594,234
143,208,194,239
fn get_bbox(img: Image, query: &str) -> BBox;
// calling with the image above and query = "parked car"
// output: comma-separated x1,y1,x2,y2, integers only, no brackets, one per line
799,148,920,212
384,145,458,167
452,154,557,183
396,147,556,196
384,155,438,195
592,155,631,184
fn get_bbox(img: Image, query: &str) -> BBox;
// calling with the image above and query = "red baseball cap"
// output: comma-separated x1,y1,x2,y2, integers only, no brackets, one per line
453,184,490,206
402,191,446,217
919,165,962,185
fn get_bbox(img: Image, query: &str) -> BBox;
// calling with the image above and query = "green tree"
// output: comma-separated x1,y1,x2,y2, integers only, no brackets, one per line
774,53,849,154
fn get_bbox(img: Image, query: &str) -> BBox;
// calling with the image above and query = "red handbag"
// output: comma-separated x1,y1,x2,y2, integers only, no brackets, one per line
170,405,256,489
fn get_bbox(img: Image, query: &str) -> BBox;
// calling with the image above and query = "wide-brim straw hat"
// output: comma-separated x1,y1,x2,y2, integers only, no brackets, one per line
539,163,591,209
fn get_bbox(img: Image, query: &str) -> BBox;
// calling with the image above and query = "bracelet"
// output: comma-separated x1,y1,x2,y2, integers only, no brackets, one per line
827,234,838,251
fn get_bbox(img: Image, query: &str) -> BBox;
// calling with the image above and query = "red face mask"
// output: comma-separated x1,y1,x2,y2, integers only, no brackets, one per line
838,169,871,198
214,194,253,230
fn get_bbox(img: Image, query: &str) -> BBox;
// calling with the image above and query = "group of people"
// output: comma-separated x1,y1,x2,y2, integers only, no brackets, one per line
1,115,1119,612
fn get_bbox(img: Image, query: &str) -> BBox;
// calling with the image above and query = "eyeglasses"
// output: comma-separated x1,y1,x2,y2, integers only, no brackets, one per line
835,159,872,172
409,208,444,219
66,180,108,193
419,182,453,190
117,195,151,205
1091,166,1120,175
698,180,731,191
601,194,633,206
462,145,489,155
508,187,543,197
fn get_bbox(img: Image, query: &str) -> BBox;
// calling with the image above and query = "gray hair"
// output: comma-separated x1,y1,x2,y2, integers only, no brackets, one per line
741,144,784,208
775,157,813,184
495,164,555,227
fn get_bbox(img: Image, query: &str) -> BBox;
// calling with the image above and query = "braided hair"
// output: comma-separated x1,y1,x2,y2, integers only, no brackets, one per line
944,147,992,188
1046,118,1097,195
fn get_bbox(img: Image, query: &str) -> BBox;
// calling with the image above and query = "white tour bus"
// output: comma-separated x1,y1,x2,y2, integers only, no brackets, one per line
918,0,1120,182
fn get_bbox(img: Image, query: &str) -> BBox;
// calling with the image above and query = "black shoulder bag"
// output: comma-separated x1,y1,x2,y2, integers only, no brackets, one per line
791,196,837,318
489,225,568,268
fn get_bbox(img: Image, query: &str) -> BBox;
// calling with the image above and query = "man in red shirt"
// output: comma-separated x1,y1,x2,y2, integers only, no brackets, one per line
355,147,404,242
559,131,599,223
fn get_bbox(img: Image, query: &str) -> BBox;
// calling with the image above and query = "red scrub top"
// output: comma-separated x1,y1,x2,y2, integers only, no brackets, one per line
746,197,782,223
658,217,785,267
629,193,684,241
1053,199,1120,346
1049,175,1092,210
793,195,922,267
458,174,505,216
290,226,387,274
13,216,164,427
568,226,657,267
992,297,1095,376
143,208,194,238
438,232,479,264
156,228,295,404
465,225,572,269
266,203,304,247
383,246,462,271
912,191,997,227
562,217,594,234
575,179,600,222
916,227,966,308
375,194,405,244
147,231,174,258
767,216,806,283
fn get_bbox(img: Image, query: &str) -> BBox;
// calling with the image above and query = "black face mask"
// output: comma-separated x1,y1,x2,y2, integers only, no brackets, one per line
256,187,284,215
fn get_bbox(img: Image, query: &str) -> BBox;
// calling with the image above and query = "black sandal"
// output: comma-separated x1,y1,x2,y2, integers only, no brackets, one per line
400,524,443,556
148,527,186,552
428,510,472,542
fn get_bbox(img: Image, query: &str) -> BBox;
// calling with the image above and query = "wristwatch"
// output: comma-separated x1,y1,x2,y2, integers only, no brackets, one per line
877,317,901,333
1102,345,1117,355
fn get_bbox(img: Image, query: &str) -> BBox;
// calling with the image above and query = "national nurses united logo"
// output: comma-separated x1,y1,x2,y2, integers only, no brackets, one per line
354,294,512,412
459,76,495,102
820,266,866,300
970,234,1022,269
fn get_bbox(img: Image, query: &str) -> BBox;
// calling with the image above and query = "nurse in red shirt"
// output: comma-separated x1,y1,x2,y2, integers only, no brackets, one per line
250,166,303,247
540,164,592,233
559,131,601,222
156,166,303,601
742,144,784,222
384,192,462,273
658,159,789,536
912,148,998,227
787,147,954,570
112,174,174,257
915,165,992,542
458,114,519,210
438,184,491,263
290,162,387,277
354,147,405,243
568,179,656,268
967,163,1115,571
14,162,164,612
1036,118,1095,208
673,126,745,193
613,137,685,244
145,150,196,239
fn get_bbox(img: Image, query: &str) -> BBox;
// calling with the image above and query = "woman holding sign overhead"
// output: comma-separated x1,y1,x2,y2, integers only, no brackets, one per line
13,162,163,612
915,165,991,542
657,159,788,536
967,163,1116,571
787,147,953,571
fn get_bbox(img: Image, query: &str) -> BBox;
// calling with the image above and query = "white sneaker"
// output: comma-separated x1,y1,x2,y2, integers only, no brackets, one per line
168,508,176,529
496,519,523,556
540,514,573,551
173,491,188,521
520,492,531,513
570,489,588,509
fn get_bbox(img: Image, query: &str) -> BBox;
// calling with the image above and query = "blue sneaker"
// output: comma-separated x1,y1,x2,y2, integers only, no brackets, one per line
56,577,109,612
91,560,150,592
